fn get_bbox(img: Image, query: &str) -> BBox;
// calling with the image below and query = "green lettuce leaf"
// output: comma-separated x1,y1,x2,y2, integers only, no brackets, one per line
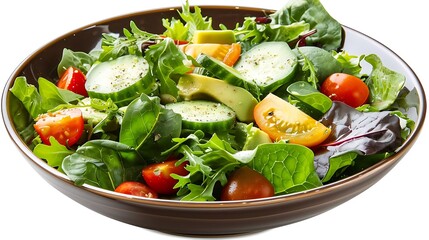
365,54,406,111
162,0,212,41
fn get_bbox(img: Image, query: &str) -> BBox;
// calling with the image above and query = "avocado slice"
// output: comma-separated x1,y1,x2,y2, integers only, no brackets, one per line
234,123,272,150
177,74,258,122
192,30,236,44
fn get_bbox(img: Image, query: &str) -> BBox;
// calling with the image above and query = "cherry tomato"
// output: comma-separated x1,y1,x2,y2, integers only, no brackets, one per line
57,66,88,97
254,93,331,147
115,181,158,198
34,108,84,146
142,158,188,195
321,73,369,108
221,166,274,201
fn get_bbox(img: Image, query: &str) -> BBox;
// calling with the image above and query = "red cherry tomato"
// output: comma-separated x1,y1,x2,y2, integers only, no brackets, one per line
142,159,188,195
220,166,274,201
57,66,88,97
115,181,158,198
34,108,84,146
321,73,369,108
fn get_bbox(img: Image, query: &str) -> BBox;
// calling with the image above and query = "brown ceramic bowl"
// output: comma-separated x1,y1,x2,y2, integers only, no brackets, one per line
1,5,426,235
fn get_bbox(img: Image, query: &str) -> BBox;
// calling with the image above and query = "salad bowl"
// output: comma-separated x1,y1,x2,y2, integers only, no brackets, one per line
1,4,426,236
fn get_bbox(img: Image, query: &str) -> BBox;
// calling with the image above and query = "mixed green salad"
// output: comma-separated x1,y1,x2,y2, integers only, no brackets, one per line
9,0,414,201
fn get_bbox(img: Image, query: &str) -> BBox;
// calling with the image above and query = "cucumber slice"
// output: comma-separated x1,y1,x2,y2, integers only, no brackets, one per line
196,54,261,98
234,42,298,94
165,100,236,133
85,55,156,107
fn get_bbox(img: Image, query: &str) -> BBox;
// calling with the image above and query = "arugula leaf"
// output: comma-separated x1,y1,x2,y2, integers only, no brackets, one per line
33,137,74,173
119,93,182,162
62,140,140,190
144,38,192,100
233,17,310,51
270,0,343,51
99,21,159,61
365,54,406,111
173,133,321,200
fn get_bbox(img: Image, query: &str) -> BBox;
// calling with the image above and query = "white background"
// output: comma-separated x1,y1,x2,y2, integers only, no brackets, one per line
1,0,428,239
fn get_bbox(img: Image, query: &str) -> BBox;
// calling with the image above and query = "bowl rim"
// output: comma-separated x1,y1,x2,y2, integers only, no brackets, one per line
2,5,427,209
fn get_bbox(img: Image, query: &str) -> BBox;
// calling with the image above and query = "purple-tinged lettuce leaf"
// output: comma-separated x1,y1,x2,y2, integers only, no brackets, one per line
314,102,403,181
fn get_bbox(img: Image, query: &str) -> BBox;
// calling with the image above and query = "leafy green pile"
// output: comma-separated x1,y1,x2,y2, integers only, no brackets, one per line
9,0,415,201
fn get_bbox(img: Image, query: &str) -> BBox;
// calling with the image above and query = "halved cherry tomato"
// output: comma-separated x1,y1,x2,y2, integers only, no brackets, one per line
57,66,88,97
321,73,369,108
142,158,188,195
115,181,158,198
34,108,84,146
221,166,274,201
254,93,331,147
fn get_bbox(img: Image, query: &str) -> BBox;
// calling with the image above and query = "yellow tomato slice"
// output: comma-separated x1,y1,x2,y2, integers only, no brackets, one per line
254,93,331,147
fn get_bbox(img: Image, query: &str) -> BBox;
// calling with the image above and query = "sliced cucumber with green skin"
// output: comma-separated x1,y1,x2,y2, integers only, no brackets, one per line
165,100,236,133
196,54,261,98
85,55,156,107
234,41,298,94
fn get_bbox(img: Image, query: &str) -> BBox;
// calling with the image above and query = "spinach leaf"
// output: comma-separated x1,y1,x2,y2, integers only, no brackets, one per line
145,38,192,100
62,140,141,190
293,46,343,86
119,93,182,162
57,48,96,77
38,77,82,111
314,102,403,181
99,21,159,61
270,0,343,51
287,81,332,114
365,54,406,111
10,76,43,118
8,93,34,143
